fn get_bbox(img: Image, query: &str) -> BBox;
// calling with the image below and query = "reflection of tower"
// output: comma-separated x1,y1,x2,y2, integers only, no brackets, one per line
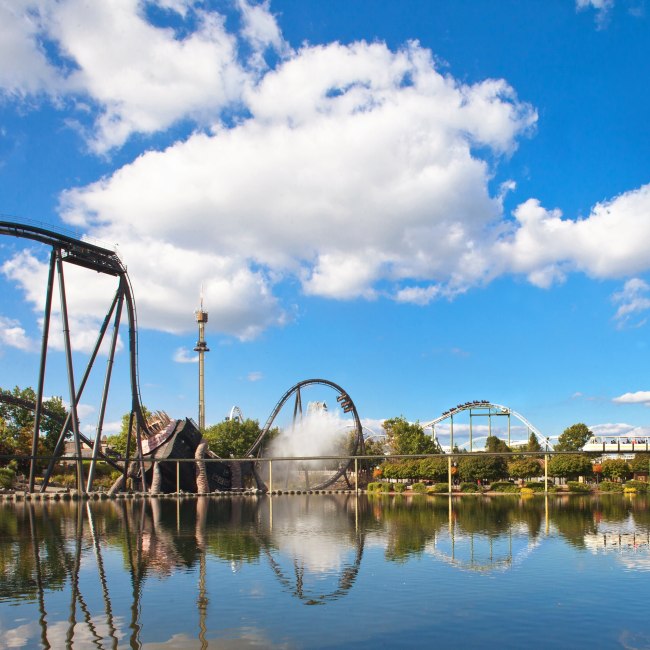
194,294,209,431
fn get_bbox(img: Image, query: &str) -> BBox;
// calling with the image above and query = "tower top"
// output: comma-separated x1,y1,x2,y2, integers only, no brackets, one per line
195,286,208,322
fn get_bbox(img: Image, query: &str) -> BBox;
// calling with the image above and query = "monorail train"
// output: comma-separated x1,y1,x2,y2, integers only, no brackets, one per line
582,436,650,453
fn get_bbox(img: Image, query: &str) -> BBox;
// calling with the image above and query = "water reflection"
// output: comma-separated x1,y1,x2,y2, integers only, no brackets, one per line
0,494,649,647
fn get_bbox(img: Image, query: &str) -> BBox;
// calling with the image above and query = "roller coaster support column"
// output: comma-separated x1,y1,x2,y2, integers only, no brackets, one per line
354,457,358,494
57,250,85,493
469,409,473,452
28,250,56,493
450,415,454,453
41,289,122,492
87,286,124,492
448,456,452,493
508,415,511,447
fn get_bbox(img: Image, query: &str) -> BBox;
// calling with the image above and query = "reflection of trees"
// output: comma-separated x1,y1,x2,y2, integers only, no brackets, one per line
549,496,598,548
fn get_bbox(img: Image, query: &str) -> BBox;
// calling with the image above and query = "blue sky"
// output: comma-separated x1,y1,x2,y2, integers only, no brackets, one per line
1,0,650,446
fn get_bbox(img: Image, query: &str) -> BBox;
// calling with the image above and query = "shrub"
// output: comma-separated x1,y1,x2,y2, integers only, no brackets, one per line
459,482,481,493
411,482,427,494
0,467,15,489
599,481,624,493
625,479,648,492
489,481,519,493
567,481,591,493
524,481,550,492
367,482,391,493
393,482,407,493
427,483,449,494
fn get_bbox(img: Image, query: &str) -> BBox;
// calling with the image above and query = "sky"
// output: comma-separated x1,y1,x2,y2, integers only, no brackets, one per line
1,0,650,448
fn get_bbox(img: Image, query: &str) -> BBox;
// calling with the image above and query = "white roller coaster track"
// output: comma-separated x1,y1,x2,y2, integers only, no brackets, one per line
421,402,553,451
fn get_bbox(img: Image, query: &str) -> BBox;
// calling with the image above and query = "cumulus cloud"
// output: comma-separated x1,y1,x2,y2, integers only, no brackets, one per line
247,370,263,381
612,278,650,328
612,391,650,406
173,346,198,363
56,39,535,333
0,315,34,350
496,184,650,287
0,0,284,151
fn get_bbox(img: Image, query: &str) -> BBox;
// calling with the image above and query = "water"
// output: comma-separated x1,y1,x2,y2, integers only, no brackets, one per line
0,494,649,649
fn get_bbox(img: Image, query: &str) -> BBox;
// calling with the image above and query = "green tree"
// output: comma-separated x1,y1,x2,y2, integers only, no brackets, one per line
0,386,68,471
203,418,264,458
548,454,593,480
629,453,650,475
106,407,152,457
485,435,510,453
508,457,542,480
555,423,592,452
458,455,507,482
383,417,440,456
527,432,542,452
601,458,631,482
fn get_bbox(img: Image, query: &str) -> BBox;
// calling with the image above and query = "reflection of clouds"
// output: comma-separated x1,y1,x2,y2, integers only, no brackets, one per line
0,621,37,649
140,627,290,648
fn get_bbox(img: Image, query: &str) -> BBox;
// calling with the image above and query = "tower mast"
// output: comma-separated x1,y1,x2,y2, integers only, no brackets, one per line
194,290,209,430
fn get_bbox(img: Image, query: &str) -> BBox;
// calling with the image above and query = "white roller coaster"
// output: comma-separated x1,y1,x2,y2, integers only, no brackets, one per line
421,401,552,452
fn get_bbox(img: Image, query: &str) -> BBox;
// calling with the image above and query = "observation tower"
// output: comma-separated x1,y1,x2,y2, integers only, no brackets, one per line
194,293,209,430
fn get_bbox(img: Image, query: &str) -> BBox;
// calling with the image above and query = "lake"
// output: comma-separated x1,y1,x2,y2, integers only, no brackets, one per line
0,493,649,649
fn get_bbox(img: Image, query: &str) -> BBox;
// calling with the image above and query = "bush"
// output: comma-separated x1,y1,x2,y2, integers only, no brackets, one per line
625,479,648,492
427,483,449,494
411,482,427,494
567,481,591,493
599,481,624,493
459,482,481,493
393,482,407,493
525,481,550,492
489,481,519,493
0,467,15,489
367,482,391,493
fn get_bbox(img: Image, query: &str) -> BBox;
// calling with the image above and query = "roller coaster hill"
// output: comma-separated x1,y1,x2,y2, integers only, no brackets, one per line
0,220,365,494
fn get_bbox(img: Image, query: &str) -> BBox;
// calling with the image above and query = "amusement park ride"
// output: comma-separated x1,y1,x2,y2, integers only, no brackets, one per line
0,218,574,494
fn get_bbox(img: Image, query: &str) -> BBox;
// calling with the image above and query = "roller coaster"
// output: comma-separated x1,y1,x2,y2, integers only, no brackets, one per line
0,220,364,493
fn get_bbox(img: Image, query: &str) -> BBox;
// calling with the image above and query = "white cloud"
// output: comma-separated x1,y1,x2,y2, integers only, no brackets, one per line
247,370,263,381
612,391,650,405
56,39,535,333
590,422,650,436
0,315,34,350
576,0,615,27
612,278,650,328
0,0,285,152
173,346,198,363
1,250,126,353
497,184,650,287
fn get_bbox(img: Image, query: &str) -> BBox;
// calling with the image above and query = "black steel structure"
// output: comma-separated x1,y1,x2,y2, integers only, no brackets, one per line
0,220,150,493
247,378,365,490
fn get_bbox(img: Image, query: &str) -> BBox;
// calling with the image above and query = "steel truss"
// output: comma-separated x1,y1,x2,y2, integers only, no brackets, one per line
0,220,150,492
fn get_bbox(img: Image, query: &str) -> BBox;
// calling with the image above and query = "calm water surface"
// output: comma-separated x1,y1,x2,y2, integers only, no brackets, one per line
0,494,649,649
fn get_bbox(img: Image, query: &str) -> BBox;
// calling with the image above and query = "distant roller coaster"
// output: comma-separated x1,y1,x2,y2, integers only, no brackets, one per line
421,401,552,452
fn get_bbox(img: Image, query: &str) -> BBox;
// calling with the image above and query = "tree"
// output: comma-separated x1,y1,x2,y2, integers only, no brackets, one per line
548,454,593,480
508,457,542,480
485,435,510,453
203,418,263,458
555,423,592,452
629,453,650,475
0,386,68,471
601,458,631,482
527,432,542,453
383,417,440,456
458,455,507,482
106,407,152,457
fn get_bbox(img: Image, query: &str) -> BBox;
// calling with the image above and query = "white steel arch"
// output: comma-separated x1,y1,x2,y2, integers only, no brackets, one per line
421,401,552,451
